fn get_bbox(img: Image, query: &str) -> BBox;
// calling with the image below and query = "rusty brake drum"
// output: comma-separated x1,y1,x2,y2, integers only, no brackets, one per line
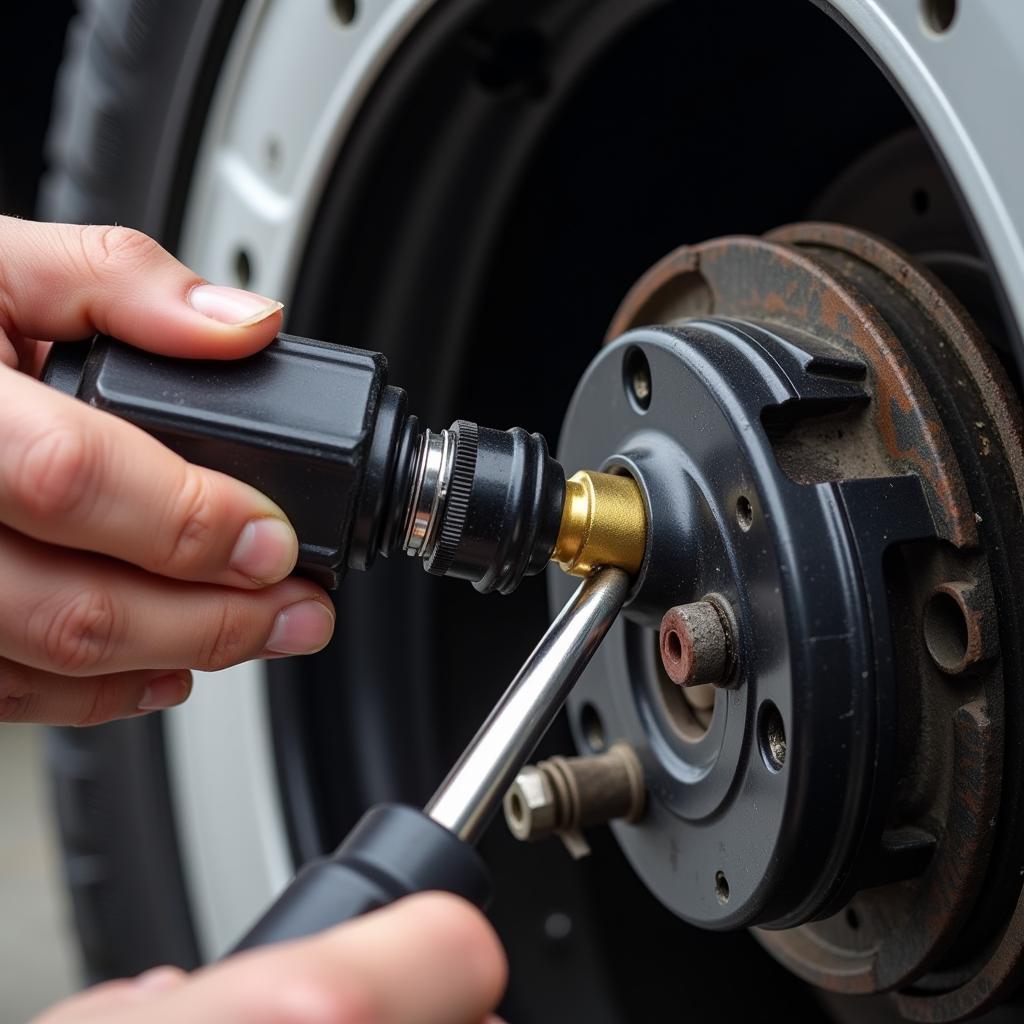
550,223,1024,1021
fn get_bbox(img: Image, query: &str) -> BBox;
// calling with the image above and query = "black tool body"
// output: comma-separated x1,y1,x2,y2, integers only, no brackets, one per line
44,333,565,594
44,334,416,589
230,805,490,952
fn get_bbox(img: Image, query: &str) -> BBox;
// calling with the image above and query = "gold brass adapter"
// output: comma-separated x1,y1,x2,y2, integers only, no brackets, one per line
552,470,647,577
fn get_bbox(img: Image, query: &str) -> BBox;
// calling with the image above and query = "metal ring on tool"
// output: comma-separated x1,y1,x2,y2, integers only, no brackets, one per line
402,429,455,557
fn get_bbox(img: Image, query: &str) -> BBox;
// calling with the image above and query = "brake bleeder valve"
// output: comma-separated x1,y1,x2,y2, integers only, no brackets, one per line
44,332,648,591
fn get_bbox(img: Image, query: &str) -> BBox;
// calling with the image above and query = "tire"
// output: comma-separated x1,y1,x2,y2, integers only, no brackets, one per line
42,0,1024,1018
0,5,75,217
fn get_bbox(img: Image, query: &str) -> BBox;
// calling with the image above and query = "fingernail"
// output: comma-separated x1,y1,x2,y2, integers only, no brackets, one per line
138,672,192,711
230,516,298,584
188,283,284,326
134,966,186,992
266,600,335,655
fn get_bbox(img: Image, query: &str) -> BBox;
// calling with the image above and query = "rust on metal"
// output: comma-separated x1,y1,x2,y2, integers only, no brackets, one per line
771,221,1024,516
755,700,1000,996
923,580,998,675
658,601,732,688
897,884,1024,1021
608,228,978,549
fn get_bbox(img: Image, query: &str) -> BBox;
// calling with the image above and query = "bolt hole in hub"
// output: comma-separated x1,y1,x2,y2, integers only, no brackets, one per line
623,346,652,412
735,495,753,532
550,218,1024,1019
579,702,607,753
758,701,786,773
715,871,731,905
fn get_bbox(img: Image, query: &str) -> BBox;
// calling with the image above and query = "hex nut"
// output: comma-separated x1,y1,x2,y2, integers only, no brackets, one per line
504,766,557,840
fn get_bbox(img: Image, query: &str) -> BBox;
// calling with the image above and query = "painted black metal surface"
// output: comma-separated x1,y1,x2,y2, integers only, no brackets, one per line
551,324,941,929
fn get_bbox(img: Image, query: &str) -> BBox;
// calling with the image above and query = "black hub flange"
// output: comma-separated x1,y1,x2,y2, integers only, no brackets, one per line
551,320,921,929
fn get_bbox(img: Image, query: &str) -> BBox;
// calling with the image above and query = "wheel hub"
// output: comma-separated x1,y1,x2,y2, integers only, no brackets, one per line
551,223,1024,1020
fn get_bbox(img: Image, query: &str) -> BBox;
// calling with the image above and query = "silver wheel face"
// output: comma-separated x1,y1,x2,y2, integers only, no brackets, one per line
170,0,1024,970
819,0,1024,342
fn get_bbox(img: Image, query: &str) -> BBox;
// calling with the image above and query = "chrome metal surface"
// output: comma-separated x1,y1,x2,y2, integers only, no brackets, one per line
425,567,631,844
402,428,454,558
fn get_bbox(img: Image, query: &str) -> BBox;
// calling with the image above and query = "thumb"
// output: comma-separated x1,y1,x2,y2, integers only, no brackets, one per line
0,216,282,359
140,893,506,1024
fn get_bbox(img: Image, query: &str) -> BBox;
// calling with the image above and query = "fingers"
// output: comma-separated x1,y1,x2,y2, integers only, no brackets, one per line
0,660,192,726
0,370,299,587
30,981,143,1024
31,968,187,1024
0,216,282,359
302,893,507,1024
298,893,506,1024
0,529,334,677
138,893,506,1024
31,898,504,1024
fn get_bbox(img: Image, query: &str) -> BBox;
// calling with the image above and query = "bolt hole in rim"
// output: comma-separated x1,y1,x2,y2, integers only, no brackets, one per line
921,0,957,35
923,588,970,672
624,346,652,412
332,0,357,26
233,247,253,288
264,137,283,173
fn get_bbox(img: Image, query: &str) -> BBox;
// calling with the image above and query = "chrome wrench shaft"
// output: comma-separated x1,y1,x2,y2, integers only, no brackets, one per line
424,567,631,844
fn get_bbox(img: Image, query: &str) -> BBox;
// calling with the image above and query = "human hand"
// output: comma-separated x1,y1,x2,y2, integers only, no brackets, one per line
0,216,336,725
32,893,506,1024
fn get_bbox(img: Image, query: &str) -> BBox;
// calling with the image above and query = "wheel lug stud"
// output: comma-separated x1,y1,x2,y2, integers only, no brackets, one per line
503,743,645,858
659,600,733,688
